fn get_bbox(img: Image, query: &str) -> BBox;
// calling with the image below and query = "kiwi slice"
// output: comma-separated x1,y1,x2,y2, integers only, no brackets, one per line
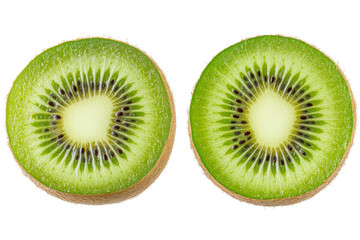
6,38,175,204
189,35,355,206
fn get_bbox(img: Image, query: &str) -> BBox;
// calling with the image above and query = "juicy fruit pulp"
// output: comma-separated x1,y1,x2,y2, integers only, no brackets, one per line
7,38,173,196
190,36,354,203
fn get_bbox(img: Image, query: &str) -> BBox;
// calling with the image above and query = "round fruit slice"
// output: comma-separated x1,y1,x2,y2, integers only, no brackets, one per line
7,38,175,204
189,35,355,206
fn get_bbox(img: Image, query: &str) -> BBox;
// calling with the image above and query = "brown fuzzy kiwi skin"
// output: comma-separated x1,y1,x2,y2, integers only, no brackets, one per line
7,38,176,205
188,35,356,206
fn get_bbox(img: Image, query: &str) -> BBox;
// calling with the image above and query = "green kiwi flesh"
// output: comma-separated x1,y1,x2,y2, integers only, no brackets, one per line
7,38,175,204
190,35,355,205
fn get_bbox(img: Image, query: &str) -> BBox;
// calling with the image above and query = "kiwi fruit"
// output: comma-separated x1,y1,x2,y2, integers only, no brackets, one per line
189,35,355,206
6,38,175,204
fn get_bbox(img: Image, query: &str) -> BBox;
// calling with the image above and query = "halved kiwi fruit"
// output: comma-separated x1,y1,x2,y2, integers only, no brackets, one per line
189,35,355,206
7,38,175,204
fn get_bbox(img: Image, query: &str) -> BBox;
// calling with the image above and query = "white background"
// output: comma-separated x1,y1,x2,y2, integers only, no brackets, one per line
1,0,359,239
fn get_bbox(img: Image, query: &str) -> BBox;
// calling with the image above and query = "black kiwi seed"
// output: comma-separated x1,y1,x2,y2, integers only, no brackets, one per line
257,71,261,77
235,99,242,103
244,131,251,136
58,134,64,139
117,148,123,154
113,125,120,130
59,89,65,95
299,126,310,130
109,79,115,86
233,89,239,95
116,112,123,117
287,145,293,151
103,154,108,161
300,116,307,120
232,145,239,149
109,151,115,158
48,101,55,107
234,131,241,135
54,115,61,120
123,106,130,111
233,115,240,119
236,108,244,113
111,131,119,137
295,138,304,144
239,140,246,145
271,76,275,83
43,129,49,132
280,160,285,166
249,72,255,79
123,122,131,127
72,85,77,92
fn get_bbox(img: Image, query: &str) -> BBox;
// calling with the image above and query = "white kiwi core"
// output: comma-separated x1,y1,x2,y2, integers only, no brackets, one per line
61,95,114,144
248,89,296,148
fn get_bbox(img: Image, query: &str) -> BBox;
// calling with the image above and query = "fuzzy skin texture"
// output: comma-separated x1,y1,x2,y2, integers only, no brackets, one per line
7,39,176,205
188,35,356,206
